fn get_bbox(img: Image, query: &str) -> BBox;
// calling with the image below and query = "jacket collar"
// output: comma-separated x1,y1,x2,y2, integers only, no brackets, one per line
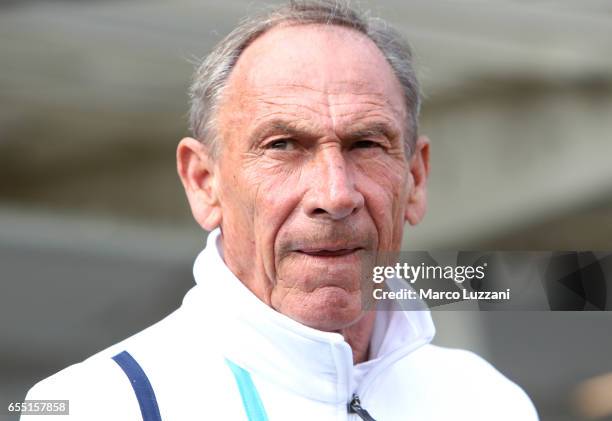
184,228,435,404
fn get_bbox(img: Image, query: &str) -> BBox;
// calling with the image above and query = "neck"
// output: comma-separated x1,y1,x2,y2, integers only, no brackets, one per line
340,311,377,364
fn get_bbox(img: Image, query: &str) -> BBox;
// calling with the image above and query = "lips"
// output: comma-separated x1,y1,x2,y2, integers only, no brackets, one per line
297,247,362,257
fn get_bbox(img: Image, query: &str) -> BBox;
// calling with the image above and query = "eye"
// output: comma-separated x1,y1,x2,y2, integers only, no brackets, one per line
351,140,381,149
266,138,296,150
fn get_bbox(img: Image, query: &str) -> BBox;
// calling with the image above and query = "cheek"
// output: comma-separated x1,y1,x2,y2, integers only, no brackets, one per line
221,157,298,214
245,161,303,220
225,159,304,253
354,157,408,247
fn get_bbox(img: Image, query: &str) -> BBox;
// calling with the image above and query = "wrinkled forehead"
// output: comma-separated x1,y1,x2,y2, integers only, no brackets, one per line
222,24,407,117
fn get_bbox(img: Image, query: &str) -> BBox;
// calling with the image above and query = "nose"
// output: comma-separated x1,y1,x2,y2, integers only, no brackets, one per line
303,146,364,220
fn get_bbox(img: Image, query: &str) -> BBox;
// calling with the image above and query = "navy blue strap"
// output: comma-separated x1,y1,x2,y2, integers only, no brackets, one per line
112,351,162,421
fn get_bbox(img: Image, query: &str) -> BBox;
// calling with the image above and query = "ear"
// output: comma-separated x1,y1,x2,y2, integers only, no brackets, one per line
176,137,222,231
404,135,430,226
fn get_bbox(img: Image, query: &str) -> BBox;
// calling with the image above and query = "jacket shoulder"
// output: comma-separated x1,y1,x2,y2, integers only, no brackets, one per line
399,344,539,420
22,357,141,421
22,307,236,420
20,311,183,421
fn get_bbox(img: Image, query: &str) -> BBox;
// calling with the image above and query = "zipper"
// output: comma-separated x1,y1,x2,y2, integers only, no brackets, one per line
346,337,431,421
347,393,377,421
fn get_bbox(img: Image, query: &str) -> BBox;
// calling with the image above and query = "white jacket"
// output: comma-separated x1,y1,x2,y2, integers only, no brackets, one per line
23,229,538,420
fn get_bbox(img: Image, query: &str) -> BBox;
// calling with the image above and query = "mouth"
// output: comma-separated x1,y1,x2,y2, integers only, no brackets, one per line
297,247,363,257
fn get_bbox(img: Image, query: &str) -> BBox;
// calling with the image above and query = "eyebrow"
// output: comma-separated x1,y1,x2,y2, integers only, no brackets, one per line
342,121,401,142
248,119,401,147
249,120,317,146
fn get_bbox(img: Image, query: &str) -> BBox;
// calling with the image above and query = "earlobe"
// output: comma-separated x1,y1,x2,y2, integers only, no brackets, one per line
404,136,430,226
176,137,222,230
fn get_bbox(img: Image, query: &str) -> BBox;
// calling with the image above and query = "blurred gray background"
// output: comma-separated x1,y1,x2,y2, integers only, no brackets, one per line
1,0,612,420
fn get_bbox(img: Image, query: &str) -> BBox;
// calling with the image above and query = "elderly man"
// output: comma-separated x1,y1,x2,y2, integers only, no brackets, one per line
23,1,537,420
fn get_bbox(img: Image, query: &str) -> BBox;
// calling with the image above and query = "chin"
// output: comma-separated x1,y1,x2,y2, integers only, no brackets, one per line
286,286,364,332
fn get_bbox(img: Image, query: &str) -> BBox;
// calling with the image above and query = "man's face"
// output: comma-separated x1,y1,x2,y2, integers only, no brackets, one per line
184,24,428,331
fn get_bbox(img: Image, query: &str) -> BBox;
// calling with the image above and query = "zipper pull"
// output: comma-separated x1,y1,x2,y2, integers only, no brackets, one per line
348,393,377,421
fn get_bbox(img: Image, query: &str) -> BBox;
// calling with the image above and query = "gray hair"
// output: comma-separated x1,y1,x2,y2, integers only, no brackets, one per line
188,0,421,158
